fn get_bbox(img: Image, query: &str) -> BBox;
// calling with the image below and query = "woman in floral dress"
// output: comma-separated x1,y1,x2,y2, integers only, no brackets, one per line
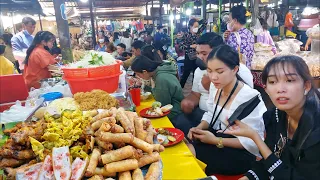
224,5,254,69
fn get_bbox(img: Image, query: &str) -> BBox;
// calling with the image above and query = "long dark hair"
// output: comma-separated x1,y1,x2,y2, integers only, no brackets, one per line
230,5,247,25
188,19,198,31
131,45,163,73
24,31,55,65
1,33,13,47
262,55,320,114
207,45,245,83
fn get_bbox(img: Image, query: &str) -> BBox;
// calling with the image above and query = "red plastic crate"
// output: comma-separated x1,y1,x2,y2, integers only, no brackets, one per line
0,74,28,104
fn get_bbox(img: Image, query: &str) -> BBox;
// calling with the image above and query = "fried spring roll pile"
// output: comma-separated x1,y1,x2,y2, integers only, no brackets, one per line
85,108,163,179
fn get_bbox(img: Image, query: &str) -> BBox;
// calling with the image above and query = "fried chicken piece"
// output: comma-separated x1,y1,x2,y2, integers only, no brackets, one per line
3,159,38,180
0,158,25,168
0,149,35,160
10,121,46,145
1,139,25,151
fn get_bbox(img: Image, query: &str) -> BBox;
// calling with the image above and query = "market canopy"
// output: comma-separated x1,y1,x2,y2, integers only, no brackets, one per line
0,0,44,15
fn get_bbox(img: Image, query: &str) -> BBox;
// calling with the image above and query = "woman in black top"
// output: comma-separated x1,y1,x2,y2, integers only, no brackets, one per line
224,55,320,180
179,18,207,88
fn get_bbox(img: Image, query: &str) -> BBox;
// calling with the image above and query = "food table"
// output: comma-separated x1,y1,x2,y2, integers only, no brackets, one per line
136,98,207,180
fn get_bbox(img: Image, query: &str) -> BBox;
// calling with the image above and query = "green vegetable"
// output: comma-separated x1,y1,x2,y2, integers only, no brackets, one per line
88,53,105,65
152,101,162,109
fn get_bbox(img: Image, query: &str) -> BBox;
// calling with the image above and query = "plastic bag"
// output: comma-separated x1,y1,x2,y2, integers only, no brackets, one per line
251,18,263,36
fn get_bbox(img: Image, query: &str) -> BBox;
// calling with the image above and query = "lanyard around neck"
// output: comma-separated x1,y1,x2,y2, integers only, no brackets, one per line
209,80,239,129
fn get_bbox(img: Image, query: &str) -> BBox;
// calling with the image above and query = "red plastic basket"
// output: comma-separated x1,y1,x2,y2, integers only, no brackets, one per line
64,72,122,94
62,60,122,78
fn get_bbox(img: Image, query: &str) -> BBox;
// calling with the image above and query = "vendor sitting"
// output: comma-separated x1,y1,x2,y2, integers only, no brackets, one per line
0,44,17,76
131,45,184,121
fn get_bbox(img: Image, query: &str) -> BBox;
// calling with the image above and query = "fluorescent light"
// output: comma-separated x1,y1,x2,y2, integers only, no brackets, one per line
295,7,300,9
79,8,134,13
182,21,187,25
186,9,192,16
175,14,180,20
169,15,174,20
80,0,88,2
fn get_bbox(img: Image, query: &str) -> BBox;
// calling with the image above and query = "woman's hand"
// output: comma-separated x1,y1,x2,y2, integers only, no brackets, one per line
190,44,197,49
188,127,201,140
192,129,218,144
224,30,231,40
238,176,249,180
222,120,257,139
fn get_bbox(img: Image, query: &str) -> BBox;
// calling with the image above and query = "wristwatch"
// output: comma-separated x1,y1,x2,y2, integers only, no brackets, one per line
216,137,224,148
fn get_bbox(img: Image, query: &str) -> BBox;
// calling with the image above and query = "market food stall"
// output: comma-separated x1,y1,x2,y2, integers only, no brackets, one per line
0,47,207,179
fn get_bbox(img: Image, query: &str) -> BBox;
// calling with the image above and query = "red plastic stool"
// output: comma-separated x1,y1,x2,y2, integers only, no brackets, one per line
213,174,244,180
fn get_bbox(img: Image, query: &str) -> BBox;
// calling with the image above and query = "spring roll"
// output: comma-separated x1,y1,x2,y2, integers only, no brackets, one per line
145,161,161,180
134,118,148,140
88,175,104,180
101,146,135,164
94,122,112,136
145,127,155,144
99,132,134,143
138,152,160,167
104,159,138,173
93,110,111,121
131,149,143,160
85,148,101,177
110,124,124,133
125,112,138,136
95,138,113,151
113,142,126,149
132,168,144,180
91,117,116,131
94,167,116,177
130,137,153,154
143,119,151,129
119,171,132,180
84,110,98,118
109,107,118,117
153,144,165,152
116,111,134,135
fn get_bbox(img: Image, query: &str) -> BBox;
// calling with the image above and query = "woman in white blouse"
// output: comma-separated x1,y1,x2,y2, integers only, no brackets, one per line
187,45,266,175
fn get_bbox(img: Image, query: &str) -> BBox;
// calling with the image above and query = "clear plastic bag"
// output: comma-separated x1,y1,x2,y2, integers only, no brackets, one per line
251,18,263,36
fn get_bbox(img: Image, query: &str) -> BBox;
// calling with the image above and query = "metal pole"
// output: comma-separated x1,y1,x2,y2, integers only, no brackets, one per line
151,0,154,25
202,0,207,20
170,9,174,47
38,13,43,31
53,0,73,62
0,12,4,34
89,0,96,48
218,0,222,34
159,0,163,25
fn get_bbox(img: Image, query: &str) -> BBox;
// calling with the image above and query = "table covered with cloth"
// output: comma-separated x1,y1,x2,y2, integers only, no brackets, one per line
136,98,207,179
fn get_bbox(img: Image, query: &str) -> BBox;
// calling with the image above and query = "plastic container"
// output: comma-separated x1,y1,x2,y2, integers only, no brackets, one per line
41,92,63,106
0,74,29,104
64,72,122,94
129,88,141,106
62,60,122,79
117,70,127,93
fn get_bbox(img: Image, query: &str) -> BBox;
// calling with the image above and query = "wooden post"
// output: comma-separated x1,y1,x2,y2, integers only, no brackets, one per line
89,0,97,48
38,13,43,31
53,0,73,62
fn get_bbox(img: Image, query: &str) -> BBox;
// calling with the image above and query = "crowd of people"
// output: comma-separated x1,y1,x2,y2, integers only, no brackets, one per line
0,4,319,180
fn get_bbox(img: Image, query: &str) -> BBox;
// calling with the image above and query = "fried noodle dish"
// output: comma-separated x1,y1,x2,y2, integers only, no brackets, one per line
74,90,119,111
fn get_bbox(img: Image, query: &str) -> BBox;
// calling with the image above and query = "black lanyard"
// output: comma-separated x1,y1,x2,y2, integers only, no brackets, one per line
209,80,239,129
